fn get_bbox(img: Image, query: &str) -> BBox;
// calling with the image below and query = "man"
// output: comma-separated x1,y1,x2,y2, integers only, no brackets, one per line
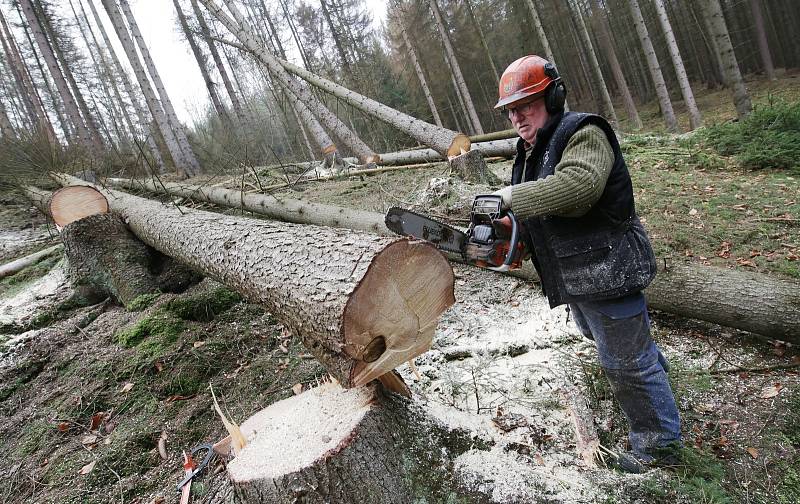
491,55,681,472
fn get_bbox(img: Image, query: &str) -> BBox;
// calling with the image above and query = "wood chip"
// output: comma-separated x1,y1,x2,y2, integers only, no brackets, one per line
747,447,759,459
292,383,303,395
158,432,168,460
119,382,134,393
78,461,96,475
760,383,782,399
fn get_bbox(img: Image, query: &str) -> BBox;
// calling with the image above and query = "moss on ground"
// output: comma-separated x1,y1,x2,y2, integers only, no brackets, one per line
126,292,161,312
164,286,242,322
115,312,185,348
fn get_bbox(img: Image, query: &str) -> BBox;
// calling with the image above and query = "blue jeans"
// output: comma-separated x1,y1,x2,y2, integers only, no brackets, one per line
569,294,681,457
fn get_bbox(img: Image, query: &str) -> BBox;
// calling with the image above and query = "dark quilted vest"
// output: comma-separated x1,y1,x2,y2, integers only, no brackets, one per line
511,112,656,307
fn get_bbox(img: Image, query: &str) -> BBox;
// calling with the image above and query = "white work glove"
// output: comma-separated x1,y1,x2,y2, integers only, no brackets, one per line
493,186,513,211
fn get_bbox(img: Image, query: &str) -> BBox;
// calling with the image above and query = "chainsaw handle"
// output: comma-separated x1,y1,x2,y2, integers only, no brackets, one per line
487,210,519,272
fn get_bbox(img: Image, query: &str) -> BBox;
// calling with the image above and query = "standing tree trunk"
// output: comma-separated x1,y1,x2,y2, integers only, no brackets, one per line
463,0,498,85
523,0,568,111
173,0,229,124
590,0,641,129
701,0,752,118
52,173,455,391
653,0,702,130
200,0,381,164
748,0,775,80
0,98,14,138
102,0,192,175
33,0,105,151
84,0,164,172
627,0,679,132
428,0,483,135
117,0,202,175
18,0,94,148
400,25,443,127
567,0,617,124
189,0,246,123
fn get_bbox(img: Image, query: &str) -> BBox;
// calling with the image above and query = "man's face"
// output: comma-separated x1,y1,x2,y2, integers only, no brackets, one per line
507,97,549,145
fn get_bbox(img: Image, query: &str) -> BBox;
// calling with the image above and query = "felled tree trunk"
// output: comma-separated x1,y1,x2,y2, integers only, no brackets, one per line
52,173,455,391
221,383,479,503
100,176,800,342
0,244,63,279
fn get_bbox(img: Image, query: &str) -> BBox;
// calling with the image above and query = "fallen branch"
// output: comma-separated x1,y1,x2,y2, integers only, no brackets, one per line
0,244,63,279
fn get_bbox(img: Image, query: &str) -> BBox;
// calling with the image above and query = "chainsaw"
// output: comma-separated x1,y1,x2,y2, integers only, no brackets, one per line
385,194,528,272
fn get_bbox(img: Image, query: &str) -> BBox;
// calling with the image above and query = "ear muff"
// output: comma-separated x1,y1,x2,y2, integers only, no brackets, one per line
545,80,567,114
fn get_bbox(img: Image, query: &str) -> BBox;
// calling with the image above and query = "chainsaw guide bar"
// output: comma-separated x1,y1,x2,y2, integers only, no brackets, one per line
384,207,467,255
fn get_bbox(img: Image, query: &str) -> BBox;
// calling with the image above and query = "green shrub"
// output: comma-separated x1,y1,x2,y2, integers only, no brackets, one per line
702,99,800,173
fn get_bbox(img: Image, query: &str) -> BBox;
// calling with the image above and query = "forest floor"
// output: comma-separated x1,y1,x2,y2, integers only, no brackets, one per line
1,74,799,503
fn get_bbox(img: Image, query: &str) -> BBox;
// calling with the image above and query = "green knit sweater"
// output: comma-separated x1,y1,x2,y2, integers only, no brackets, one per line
510,124,614,220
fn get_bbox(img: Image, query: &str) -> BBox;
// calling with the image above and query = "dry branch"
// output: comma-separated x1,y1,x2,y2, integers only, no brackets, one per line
0,244,63,279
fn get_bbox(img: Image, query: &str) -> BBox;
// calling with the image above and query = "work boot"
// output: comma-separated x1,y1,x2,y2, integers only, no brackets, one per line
612,444,683,474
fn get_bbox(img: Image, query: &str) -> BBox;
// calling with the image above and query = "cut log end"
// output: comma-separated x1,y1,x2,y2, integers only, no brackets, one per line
446,133,472,158
363,154,382,165
343,239,455,388
49,185,109,228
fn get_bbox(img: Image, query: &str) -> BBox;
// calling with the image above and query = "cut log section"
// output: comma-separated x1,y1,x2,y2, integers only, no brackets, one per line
51,173,455,390
49,185,109,228
226,382,479,503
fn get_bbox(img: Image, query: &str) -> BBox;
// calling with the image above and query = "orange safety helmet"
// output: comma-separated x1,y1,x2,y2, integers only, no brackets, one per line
495,55,566,113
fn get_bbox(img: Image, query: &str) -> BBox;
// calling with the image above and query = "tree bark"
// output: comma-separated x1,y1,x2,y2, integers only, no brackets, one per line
102,0,189,175
106,175,800,342
52,173,455,389
200,0,378,164
117,0,203,175
225,382,481,503
0,97,14,138
749,0,774,80
567,0,617,123
428,0,483,135
627,0,679,132
653,0,702,130
701,0,752,118
590,0,640,129
86,0,165,172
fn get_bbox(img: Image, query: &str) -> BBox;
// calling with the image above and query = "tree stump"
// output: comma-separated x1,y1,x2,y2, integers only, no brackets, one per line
449,149,500,185
53,186,199,307
61,213,160,306
225,383,480,503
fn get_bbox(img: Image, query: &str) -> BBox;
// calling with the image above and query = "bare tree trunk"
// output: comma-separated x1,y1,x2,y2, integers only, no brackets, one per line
4,3,59,143
400,25,442,127
749,0,775,80
102,0,191,175
627,0,678,132
173,0,228,123
73,0,136,146
428,0,483,135
53,173,455,390
85,0,165,172
319,0,352,74
0,97,14,138
567,0,617,124
199,0,380,163
463,0,498,84
590,0,641,129
189,0,246,123
33,0,105,151
653,0,702,130
117,0,202,175
276,54,469,158
701,0,752,118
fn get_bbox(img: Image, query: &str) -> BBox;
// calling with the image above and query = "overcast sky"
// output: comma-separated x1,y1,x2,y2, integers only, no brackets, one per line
94,0,389,128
